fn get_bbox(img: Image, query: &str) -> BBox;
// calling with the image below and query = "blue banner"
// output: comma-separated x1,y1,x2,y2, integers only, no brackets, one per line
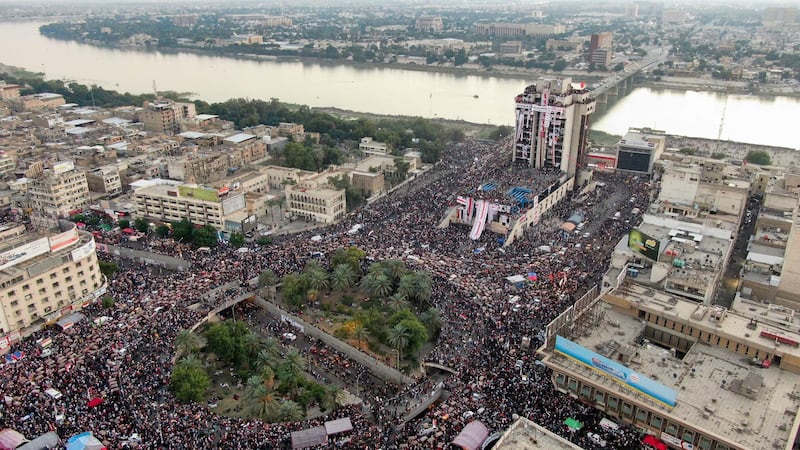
555,336,676,408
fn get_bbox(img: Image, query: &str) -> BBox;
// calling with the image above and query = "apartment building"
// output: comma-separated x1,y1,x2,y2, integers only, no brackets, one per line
286,187,345,224
8,93,65,112
415,16,444,32
512,78,596,178
85,165,123,197
133,183,247,230
0,81,20,100
138,99,196,134
475,23,565,38
28,161,91,219
359,137,390,156
0,221,106,339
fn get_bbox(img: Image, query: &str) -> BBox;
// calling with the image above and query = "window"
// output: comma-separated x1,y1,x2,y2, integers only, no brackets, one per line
580,385,592,398
36,278,43,285
62,267,69,274
50,273,57,279
568,378,578,392
698,436,712,450
682,430,695,443
636,408,648,422
622,403,633,418
555,374,566,387
666,422,678,436
595,391,605,405
7,291,15,297
24,294,32,301
52,282,59,288
650,415,663,429
22,284,29,291
39,288,46,294
607,396,619,410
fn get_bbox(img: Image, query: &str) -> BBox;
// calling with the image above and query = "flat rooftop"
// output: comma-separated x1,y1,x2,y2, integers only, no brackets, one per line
494,417,582,450
549,287,800,450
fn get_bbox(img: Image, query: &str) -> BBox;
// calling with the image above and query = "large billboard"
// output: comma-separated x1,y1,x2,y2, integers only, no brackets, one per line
48,227,79,252
70,239,96,262
0,238,51,272
555,336,677,408
628,228,660,261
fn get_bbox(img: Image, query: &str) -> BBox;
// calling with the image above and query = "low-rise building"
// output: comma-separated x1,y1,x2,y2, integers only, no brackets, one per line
85,165,123,197
133,183,246,230
615,128,666,174
359,137,390,156
8,93,65,112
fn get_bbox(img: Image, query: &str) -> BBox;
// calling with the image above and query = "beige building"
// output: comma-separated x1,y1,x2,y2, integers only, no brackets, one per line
359,137,390,156
475,23,565,37
8,93,65,112
138,99,196,134
657,159,750,219
415,16,444,32
133,183,247,230
540,281,800,450
28,161,91,219
286,186,345,224
615,128,666,174
0,221,106,339
85,165,123,197
0,81,20,100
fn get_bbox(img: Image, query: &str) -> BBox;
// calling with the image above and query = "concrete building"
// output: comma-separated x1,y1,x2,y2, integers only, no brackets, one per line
589,32,613,65
133,183,247,230
138,99,196,134
662,9,689,25
0,81,20,100
625,3,639,18
615,128,666,174
512,78,596,178
285,185,346,224
8,93,65,112
474,23,565,38
657,159,750,220
0,221,106,339
763,7,797,26
494,417,582,449
85,165,123,197
359,137,390,156
539,281,800,450
28,161,91,219
776,210,800,309
415,16,444,32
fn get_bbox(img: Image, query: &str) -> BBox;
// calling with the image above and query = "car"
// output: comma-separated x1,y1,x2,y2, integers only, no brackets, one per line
461,410,475,420
587,432,607,448
418,422,438,436
281,332,297,342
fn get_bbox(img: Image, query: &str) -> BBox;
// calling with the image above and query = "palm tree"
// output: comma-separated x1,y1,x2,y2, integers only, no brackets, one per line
177,353,203,369
385,293,410,312
175,329,202,357
362,272,392,298
283,349,305,378
279,400,304,421
387,323,410,363
246,378,281,421
321,385,343,412
306,268,329,292
257,338,281,371
330,264,356,291
242,331,263,358
420,307,442,337
397,273,417,301
414,271,433,302
382,258,407,286
353,324,370,349
258,269,278,288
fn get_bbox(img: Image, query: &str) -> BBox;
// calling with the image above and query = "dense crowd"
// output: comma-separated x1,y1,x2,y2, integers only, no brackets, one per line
0,137,656,449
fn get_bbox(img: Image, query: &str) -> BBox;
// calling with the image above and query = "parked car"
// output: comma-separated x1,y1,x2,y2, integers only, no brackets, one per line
281,332,297,342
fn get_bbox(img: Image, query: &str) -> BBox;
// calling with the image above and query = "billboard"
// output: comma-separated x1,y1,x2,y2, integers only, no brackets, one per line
48,227,79,252
0,238,51,272
628,228,660,261
71,239,96,262
554,336,676,408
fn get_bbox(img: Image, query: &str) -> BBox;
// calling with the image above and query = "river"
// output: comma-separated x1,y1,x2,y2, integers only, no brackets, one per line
0,21,798,149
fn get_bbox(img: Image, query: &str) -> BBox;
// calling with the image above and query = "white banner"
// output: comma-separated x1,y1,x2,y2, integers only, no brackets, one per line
71,239,96,262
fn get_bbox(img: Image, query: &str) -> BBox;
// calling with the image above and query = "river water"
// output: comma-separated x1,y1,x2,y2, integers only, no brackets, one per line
0,21,798,149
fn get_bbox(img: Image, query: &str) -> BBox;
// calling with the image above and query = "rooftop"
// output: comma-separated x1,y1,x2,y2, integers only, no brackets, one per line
223,133,256,144
494,417,582,450
551,284,800,450
618,131,658,150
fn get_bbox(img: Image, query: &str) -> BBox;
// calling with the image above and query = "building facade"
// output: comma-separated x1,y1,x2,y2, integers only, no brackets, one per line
0,221,106,338
133,183,246,230
286,187,345,224
28,161,91,219
415,16,444,32
512,78,596,177
615,128,666,174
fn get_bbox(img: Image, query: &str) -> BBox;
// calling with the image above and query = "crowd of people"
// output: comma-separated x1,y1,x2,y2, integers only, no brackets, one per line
0,136,657,449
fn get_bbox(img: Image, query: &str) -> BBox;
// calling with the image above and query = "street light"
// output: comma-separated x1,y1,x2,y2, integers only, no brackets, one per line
355,370,366,398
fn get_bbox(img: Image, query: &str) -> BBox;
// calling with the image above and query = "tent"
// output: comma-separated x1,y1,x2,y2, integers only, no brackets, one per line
66,432,105,450
236,247,250,253
452,421,489,450
3,351,24,364
87,397,103,408
17,431,59,450
563,417,583,432
642,434,668,450
291,426,327,449
310,235,322,242
324,417,353,436
560,222,576,232
0,429,28,450
57,313,86,331
122,228,135,234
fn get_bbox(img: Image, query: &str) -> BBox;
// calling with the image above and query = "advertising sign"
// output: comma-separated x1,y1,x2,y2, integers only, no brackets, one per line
48,227,79,252
0,238,51,272
555,336,677,408
70,240,96,262
628,228,661,261
52,161,74,175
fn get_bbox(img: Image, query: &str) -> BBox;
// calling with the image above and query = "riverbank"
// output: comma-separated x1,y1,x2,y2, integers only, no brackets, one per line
667,135,798,167
640,76,800,97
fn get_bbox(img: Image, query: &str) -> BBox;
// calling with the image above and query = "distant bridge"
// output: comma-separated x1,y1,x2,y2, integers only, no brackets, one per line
422,361,458,375
587,47,669,112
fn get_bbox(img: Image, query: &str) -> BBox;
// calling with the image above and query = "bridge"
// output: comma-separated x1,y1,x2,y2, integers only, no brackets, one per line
588,46,669,113
421,361,458,375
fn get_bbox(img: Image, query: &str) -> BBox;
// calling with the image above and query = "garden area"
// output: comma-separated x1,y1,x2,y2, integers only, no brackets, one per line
260,246,442,371
169,321,343,422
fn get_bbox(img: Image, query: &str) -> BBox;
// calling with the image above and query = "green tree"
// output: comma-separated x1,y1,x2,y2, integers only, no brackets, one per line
306,267,329,293
362,272,393,298
245,373,281,421
353,324,369,349
387,323,410,362
134,217,150,233
282,273,310,307
321,385,343,412
101,296,115,308
258,269,278,289
228,232,245,248
170,360,210,402
156,224,171,238
488,125,513,141
420,307,442,338
279,400,304,421
172,218,193,242
175,329,203,357
385,293,410,312
745,150,771,165
98,260,119,279
118,219,130,229
331,264,357,291
194,224,218,247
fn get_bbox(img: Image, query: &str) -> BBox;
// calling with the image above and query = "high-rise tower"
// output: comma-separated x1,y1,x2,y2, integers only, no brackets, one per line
512,77,595,177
